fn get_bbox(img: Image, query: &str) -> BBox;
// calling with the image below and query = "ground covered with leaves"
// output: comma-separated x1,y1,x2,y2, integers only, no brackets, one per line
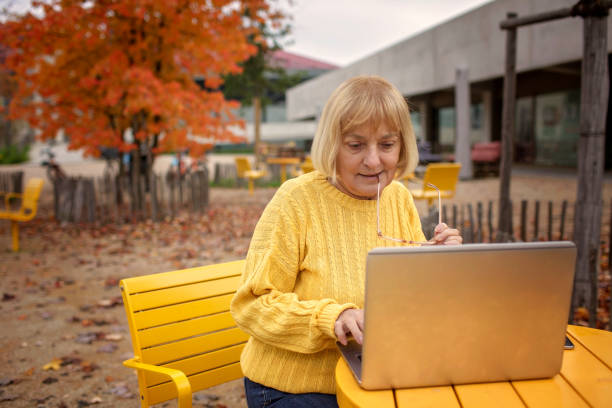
0,188,275,408
0,173,611,407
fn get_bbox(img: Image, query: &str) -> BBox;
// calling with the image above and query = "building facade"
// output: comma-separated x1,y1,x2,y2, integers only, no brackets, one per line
286,0,612,168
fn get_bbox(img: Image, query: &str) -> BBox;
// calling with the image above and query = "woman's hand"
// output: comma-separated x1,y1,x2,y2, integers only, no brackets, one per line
432,223,463,245
334,308,364,346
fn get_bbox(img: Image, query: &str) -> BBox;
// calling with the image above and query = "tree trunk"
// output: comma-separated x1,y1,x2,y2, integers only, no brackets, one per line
497,13,518,242
571,10,608,327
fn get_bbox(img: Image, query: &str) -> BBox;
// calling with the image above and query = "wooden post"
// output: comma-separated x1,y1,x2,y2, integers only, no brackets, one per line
86,178,96,223
497,12,518,243
534,200,540,241
609,200,612,329
151,174,158,222
200,168,209,211
452,204,458,230
571,3,609,327
520,200,528,242
560,200,568,239
467,203,475,243
442,204,448,225
547,201,553,241
488,201,493,243
477,201,483,243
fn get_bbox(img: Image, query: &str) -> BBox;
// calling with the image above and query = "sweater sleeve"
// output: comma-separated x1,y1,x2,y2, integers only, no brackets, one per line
230,186,358,354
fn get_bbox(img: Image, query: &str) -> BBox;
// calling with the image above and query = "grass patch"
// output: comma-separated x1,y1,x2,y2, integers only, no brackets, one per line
0,144,30,164
209,178,282,189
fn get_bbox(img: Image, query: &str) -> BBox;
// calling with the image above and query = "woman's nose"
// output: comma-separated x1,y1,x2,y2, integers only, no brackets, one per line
363,146,381,168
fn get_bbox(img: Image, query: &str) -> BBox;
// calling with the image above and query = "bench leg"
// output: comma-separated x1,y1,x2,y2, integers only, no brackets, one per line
11,220,19,252
248,179,254,195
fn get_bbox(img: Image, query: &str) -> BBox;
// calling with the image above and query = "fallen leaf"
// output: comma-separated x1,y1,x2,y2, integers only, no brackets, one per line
104,333,123,341
2,293,15,301
0,394,18,402
0,378,13,386
23,367,35,376
97,343,118,353
43,358,62,371
42,376,58,384
80,361,99,373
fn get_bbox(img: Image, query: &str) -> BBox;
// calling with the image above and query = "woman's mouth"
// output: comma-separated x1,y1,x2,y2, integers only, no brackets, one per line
359,172,383,180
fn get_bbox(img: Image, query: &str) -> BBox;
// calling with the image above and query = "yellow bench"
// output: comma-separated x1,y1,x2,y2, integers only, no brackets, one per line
0,177,44,251
119,260,248,408
235,157,265,195
408,163,461,206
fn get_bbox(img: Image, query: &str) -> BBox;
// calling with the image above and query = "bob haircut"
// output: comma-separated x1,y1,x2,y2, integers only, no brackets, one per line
311,75,418,181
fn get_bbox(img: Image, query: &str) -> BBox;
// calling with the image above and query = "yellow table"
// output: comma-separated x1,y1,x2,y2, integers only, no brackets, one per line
336,325,612,407
266,157,301,183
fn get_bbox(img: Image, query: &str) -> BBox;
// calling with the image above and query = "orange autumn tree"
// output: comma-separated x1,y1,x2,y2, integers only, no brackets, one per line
1,0,286,206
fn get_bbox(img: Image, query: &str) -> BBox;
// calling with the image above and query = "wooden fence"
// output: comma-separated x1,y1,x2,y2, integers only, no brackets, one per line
52,169,209,223
421,198,612,245
0,171,23,194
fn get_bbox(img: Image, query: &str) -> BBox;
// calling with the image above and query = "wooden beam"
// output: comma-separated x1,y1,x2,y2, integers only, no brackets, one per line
497,13,517,242
500,0,612,30
571,5,609,327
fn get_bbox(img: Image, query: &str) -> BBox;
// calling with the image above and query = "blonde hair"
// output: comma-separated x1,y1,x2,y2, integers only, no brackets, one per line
311,76,418,180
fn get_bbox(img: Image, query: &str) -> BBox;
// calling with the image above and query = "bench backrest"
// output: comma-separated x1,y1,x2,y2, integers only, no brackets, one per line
120,260,248,407
471,141,501,162
234,157,253,178
422,163,462,194
21,178,44,217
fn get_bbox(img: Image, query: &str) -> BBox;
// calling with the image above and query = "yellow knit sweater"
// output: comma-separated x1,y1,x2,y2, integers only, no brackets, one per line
230,171,426,394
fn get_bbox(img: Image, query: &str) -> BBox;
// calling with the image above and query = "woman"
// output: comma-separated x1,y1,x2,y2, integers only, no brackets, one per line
230,76,462,408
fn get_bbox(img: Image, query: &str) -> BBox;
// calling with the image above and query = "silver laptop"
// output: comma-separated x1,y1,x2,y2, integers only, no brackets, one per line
338,241,576,390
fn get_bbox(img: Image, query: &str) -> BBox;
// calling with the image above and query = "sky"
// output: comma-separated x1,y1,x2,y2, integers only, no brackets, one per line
1,0,493,67
282,0,493,66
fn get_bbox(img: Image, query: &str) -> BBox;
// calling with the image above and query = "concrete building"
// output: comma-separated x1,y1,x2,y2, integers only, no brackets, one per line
286,0,612,169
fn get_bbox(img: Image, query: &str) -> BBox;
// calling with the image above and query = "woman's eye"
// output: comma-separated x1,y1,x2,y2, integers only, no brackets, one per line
347,143,362,150
381,142,396,150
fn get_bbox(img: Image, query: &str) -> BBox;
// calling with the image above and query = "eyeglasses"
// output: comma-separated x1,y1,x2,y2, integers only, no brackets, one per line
376,181,441,245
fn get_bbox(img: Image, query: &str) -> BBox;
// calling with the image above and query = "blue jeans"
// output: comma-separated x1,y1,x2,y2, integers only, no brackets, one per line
244,377,339,408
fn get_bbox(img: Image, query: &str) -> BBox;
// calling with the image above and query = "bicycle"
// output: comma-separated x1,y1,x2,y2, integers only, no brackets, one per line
40,147,66,183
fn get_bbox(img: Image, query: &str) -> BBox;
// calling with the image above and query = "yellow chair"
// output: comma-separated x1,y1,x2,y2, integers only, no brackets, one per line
120,260,248,408
0,177,44,251
408,163,461,205
291,157,315,177
235,157,265,195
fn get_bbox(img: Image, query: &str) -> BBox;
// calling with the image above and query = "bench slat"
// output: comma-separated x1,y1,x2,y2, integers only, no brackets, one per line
147,362,243,406
141,327,249,365
138,311,237,348
133,293,233,329
121,260,244,294
130,276,242,311
144,343,245,386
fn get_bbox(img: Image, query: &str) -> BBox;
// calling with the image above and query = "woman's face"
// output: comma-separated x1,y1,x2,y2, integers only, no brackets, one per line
335,122,401,199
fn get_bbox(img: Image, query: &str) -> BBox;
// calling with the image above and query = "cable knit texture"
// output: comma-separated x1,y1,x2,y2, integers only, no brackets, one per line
230,170,426,394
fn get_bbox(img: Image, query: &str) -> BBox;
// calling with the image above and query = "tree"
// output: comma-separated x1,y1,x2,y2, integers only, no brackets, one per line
1,0,286,210
222,18,303,166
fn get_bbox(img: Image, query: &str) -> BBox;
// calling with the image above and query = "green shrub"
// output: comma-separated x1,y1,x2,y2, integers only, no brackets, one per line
0,145,30,164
